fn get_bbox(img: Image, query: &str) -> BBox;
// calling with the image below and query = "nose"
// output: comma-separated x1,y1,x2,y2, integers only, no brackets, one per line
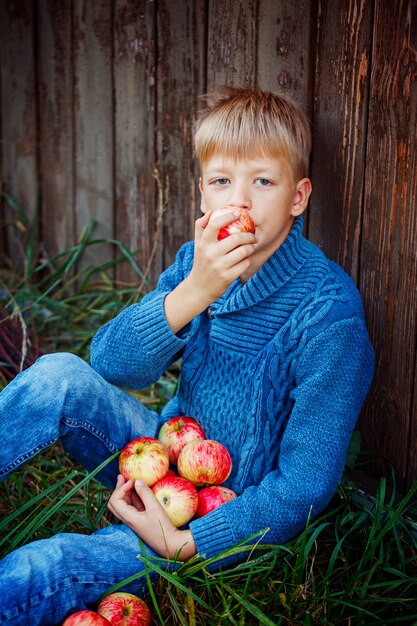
227,182,252,210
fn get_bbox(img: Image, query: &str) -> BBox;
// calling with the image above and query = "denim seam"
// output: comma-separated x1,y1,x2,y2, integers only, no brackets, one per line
61,415,120,453
0,437,56,478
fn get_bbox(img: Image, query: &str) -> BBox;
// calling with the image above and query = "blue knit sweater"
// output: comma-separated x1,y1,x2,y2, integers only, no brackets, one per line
91,217,374,560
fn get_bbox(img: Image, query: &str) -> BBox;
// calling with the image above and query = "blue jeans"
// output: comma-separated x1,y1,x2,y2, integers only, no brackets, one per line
0,353,163,625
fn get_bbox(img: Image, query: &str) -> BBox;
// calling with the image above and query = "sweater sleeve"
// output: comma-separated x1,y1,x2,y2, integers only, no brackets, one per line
189,315,374,560
90,242,194,389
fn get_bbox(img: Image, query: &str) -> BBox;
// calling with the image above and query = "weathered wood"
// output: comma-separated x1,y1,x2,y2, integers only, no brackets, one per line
308,0,373,280
359,0,417,490
257,0,312,111
73,0,114,269
406,0,417,491
0,0,37,269
206,0,258,88
113,0,156,286
155,0,207,276
37,0,75,259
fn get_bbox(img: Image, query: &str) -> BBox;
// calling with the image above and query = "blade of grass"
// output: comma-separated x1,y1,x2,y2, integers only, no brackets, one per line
2,451,119,554
223,584,279,626
0,468,79,532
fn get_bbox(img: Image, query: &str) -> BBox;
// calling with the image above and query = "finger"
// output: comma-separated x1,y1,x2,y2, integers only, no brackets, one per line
115,477,134,494
203,211,242,242
194,211,213,244
131,489,145,511
109,498,141,526
134,480,161,511
223,243,256,266
219,230,257,252
195,211,213,229
115,473,125,488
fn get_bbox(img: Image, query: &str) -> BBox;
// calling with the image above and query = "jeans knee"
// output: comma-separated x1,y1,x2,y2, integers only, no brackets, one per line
36,352,89,375
32,353,90,391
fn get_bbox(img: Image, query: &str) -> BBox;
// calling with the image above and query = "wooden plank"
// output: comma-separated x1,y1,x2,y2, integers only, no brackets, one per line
37,0,75,259
257,0,312,110
405,0,417,491
308,0,373,281
73,0,114,270
113,0,156,286
155,0,207,276
206,0,258,88
0,0,38,268
359,0,417,490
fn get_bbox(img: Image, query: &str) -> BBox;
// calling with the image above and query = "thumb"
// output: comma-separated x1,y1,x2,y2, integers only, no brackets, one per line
134,480,158,508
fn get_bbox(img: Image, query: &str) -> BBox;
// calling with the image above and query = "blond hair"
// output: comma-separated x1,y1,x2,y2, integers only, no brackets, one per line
195,86,311,181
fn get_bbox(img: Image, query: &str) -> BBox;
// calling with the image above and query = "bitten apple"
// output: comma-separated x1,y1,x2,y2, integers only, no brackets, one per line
210,207,255,240
196,485,237,517
118,437,169,486
177,439,232,486
152,475,198,526
62,611,112,625
158,416,206,464
97,592,151,626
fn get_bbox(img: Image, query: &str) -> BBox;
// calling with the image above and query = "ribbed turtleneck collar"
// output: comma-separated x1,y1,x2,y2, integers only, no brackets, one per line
214,216,314,314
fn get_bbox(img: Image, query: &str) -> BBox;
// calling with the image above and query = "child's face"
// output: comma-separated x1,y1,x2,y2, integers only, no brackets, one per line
199,154,312,267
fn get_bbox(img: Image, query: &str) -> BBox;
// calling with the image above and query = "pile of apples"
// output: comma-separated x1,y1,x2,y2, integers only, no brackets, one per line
119,416,237,527
62,417,235,626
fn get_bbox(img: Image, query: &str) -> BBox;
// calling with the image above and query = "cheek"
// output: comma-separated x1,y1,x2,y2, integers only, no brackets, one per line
200,189,218,212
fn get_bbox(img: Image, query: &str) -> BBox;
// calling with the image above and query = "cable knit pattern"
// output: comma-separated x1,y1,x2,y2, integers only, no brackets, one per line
91,217,374,561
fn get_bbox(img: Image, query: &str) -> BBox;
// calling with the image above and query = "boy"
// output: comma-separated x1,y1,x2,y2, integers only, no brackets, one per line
0,86,374,625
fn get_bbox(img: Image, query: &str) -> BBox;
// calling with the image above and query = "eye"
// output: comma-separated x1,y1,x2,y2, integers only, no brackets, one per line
255,178,272,186
212,178,230,185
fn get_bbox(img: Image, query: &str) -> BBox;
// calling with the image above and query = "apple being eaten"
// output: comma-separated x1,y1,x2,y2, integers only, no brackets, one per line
158,416,206,464
152,475,198,526
62,610,112,625
118,437,169,486
210,207,255,240
97,592,151,626
196,485,237,517
177,439,232,486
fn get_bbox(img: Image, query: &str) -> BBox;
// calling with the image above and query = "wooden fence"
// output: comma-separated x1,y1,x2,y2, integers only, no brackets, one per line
1,0,417,490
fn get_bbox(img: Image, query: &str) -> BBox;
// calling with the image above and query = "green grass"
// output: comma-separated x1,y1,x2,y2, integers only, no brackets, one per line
1,197,417,624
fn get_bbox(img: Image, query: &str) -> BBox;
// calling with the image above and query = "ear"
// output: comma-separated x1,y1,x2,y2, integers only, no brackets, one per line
199,177,208,214
291,178,312,217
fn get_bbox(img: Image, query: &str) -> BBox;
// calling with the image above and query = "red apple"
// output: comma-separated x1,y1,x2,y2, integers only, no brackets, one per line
152,475,198,526
210,207,255,240
97,592,151,626
196,485,237,517
157,416,206,464
118,437,169,486
177,439,232,486
62,611,111,625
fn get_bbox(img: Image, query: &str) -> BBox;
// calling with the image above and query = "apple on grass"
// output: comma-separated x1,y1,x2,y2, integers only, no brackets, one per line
157,416,206,464
209,206,255,240
118,436,169,487
152,475,198,526
177,439,232,486
97,592,151,626
62,610,112,625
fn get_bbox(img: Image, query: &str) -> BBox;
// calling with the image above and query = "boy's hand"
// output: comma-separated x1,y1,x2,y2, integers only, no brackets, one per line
108,474,196,561
190,210,257,303
164,211,256,335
